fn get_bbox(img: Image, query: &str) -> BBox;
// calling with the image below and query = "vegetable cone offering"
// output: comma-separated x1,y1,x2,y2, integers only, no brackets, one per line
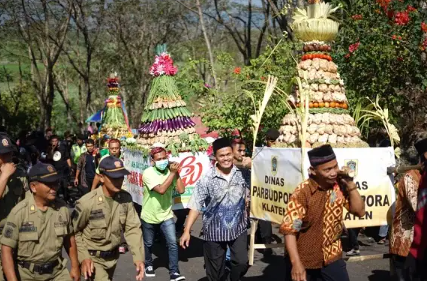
99,74,132,140
277,1,368,148
138,44,208,154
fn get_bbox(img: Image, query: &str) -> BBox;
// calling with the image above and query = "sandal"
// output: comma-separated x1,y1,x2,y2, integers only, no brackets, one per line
377,238,386,244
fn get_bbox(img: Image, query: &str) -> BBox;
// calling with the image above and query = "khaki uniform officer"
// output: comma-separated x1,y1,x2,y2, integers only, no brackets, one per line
0,163,80,281
0,133,28,281
72,156,144,281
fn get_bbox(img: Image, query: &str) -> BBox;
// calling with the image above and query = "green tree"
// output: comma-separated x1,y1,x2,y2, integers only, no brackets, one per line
332,0,427,148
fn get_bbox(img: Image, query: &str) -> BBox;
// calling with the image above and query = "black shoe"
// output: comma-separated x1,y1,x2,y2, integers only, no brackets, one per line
145,266,155,277
170,272,185,281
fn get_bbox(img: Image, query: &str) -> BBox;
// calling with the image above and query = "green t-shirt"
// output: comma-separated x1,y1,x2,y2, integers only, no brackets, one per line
141,166,175,224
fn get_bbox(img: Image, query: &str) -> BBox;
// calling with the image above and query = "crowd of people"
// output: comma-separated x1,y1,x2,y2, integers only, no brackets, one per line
0,126,427,281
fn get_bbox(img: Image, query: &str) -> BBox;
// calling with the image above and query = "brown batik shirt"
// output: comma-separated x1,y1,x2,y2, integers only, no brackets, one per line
280,178,349,269
390,170,421,257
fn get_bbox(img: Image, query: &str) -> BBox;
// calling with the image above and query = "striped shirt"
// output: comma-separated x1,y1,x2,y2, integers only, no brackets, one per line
188,165,250,242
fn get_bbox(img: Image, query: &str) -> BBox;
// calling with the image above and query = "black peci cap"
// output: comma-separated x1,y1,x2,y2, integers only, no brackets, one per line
415,138,427,156
213,138,232,154
28,163,61,183
98,156,130,178
308,144,337,167
0,133,17,154
266,128,280,141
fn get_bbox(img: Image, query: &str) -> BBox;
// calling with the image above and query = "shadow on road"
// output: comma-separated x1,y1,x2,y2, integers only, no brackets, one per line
368,269,390,281
151,234,205,270
242,255,286,281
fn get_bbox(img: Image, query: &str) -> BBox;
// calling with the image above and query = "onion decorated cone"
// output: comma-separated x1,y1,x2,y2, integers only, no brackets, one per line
277,1,368,148
138,44,207,154
99,73,132,140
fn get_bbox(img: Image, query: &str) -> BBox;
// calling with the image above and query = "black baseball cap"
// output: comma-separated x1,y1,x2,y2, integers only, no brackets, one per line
99,156,130,178
28,163,61,183
0,133,17,154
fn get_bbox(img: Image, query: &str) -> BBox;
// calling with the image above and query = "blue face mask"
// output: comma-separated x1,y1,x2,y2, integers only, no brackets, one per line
155,159,169,171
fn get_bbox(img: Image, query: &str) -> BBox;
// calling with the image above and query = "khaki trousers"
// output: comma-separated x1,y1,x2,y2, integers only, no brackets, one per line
90,256,118,281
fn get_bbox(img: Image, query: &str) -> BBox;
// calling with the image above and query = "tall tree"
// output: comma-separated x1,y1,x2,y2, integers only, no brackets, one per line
60,0,107,122
2,0,71,128
203,0,272,65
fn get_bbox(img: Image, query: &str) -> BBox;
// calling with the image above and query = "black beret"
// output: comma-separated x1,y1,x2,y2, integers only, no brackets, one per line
28,163,61,183
99,156,130,178
0,133,17,154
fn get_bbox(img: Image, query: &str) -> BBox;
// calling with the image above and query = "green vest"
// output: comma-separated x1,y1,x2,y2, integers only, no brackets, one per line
72,144,87,164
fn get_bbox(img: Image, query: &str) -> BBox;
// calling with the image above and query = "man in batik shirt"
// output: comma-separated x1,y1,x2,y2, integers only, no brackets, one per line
389,137,427,281
280,144,365,281
180,138,250,281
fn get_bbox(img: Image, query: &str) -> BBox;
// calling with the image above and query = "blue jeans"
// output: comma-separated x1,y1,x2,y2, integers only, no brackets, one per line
141,218,179,274
379,225,389,238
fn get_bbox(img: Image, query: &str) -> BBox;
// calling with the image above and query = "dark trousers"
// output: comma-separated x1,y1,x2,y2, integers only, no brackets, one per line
348,228,360,250
174,208,189,232
405,253,427,281
256,220,273,243
390,254,411,281
203,232,248,281
285,258,349,281
58,170,70,201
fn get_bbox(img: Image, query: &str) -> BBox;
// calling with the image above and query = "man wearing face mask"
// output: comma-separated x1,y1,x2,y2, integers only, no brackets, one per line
141,147,186,281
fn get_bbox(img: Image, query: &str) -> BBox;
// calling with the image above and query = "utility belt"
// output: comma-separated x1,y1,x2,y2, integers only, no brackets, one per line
17,257,65,275
88,248,119,259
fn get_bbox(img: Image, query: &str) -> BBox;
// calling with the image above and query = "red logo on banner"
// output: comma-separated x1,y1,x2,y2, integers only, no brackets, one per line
180,156,203,186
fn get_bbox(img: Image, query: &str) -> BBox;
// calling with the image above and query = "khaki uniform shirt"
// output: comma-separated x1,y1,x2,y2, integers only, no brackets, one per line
0,167,28,237
72,188,144,263
0,192,72,263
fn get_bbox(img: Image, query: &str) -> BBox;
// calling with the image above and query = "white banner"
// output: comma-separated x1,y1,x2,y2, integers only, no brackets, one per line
251,147,396,228
122,148,211,210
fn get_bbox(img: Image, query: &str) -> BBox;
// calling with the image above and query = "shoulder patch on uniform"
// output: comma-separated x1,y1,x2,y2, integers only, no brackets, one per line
6,222,17,228
4,226,14,238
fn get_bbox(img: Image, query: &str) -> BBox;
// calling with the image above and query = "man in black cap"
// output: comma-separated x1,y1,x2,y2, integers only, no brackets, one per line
1,162,80,280
0,133,28,281
72,156,145,281
180,138,250,281
280,144,365,281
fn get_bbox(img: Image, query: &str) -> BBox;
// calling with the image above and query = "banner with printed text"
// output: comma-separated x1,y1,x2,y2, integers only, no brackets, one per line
122,148,211,210
250,147,396,228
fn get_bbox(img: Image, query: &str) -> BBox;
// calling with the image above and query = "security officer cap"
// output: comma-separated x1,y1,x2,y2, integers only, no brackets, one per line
99,156,130,178
0,133,17,154
28,162,61,183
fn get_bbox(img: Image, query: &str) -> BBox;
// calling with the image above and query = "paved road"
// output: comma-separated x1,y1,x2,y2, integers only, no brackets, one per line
109,221,390,280
110,243,389,281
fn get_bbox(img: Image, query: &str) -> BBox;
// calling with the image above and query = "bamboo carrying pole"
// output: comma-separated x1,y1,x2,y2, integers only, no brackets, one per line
248,76,285,266
387,164,422,175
